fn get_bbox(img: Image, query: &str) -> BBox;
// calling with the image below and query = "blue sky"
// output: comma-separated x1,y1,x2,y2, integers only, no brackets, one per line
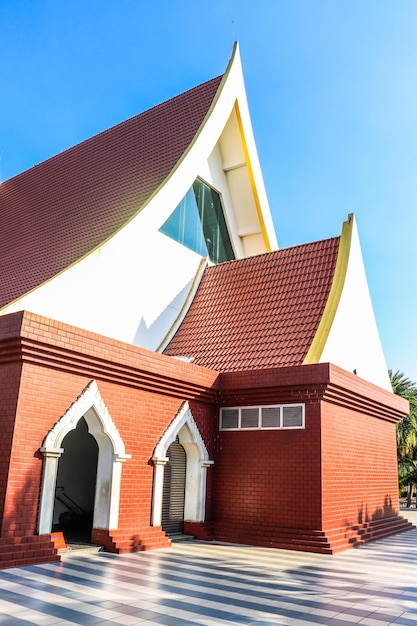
1,1,416,383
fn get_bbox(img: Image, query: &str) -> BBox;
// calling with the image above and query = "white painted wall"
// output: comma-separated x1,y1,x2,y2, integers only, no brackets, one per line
319,217,391,391
3,218,204,349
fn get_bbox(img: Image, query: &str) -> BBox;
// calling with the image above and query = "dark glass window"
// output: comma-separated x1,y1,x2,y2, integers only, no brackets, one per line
241,408,259,428
221,409,239,429
159,178,235,264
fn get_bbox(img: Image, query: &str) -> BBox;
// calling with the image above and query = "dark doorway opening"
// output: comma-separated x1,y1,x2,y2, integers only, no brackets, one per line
53,417,98,544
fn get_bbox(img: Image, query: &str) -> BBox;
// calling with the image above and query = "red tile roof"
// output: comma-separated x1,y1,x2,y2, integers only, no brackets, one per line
164,237,340,370
0,76,223,309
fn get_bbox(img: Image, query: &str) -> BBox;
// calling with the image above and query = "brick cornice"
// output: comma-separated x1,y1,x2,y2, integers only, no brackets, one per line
218,363,408,423
0,334,218,402
0,312,408,421
321,382,406,423
218,382,328,407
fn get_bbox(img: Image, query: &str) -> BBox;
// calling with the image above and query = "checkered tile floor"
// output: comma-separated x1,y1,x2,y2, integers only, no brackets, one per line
1,521,417,625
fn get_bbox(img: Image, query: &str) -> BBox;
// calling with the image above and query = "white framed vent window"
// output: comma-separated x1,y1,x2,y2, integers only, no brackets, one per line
220,404,305,431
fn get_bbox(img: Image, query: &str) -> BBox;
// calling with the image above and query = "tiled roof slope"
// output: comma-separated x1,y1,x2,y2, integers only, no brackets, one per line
164,237,340,370
0,76,223,309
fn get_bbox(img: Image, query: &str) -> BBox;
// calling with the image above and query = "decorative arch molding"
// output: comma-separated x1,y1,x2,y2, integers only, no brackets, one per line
42,380,128,458
38,380,130,535
151,402,213,527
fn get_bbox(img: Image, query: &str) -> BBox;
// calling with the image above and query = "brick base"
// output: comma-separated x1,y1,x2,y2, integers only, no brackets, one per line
213,514,415,554
183,521,214,541
92,527,171,553
0,535,60,570
325,515,415,553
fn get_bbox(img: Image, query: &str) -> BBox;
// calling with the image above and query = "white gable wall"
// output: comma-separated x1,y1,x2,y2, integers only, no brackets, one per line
319,217,391,391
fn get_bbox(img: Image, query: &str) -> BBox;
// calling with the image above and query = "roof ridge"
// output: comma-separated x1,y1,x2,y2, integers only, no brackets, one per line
279,235,340,251
204,235,341,272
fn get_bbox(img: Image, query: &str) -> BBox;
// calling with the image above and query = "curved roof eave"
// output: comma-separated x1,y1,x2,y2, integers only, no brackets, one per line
0,57,230,311
303,214,354,365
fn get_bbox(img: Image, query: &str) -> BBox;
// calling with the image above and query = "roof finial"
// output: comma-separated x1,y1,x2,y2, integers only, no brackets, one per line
231,20,235,43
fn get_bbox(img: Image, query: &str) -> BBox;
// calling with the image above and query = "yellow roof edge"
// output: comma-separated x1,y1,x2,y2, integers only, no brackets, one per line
303,213,354,365
234,100,271,252
155,40,239,194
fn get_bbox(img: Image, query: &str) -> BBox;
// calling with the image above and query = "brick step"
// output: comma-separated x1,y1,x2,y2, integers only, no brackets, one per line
0,554,59,570
324,516,415,552
214,523,329,542
213,523,333,554
351,520,414,545
92,526,171,554
323,513,413,533
183,521,214,541
326,515,414,536
0,536,59,570
213,515,416,555
214,532,331,547
213,522,327,537
214,533,333,554
269,542,334,555
0,534,51,547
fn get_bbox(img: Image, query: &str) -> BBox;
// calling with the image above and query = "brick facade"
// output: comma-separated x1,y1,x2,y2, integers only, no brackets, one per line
0,311,412,568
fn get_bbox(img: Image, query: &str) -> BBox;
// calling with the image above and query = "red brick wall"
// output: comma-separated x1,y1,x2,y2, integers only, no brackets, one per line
0,313,409,559
321,399,400,535
3,365,218,538
213,407,322,532
0,361,22,533
0,311,218,543
212,364,408,551
3,362,86,536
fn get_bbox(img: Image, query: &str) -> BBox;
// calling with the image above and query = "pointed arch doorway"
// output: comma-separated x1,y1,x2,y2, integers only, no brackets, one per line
53,417,99,543
39,381,130,542
152,402,214,533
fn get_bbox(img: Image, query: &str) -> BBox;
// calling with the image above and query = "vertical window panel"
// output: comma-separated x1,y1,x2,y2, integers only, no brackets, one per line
241,408,260,428
282,405,304,428
261,407,281,428
221,409,239,429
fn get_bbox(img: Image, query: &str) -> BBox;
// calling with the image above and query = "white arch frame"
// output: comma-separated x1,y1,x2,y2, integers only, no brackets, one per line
38,380,130,535
151,402,213,527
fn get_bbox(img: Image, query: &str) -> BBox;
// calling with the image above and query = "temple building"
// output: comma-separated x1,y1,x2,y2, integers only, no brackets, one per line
0,44,411,569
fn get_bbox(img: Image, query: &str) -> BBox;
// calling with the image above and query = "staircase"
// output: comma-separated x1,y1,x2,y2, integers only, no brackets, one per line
336,515,415,551
0,535,60,570
213,514,415,554
92,526,171,553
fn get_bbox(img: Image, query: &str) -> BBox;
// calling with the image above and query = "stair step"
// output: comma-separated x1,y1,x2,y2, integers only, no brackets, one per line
168,534,196,543
60,543,104,557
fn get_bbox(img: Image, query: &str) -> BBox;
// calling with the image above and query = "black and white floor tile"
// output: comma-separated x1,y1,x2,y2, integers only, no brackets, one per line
1,517,417,625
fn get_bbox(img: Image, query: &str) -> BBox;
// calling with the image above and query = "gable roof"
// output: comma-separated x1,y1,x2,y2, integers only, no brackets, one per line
163,237,340,371
0,75,223,310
